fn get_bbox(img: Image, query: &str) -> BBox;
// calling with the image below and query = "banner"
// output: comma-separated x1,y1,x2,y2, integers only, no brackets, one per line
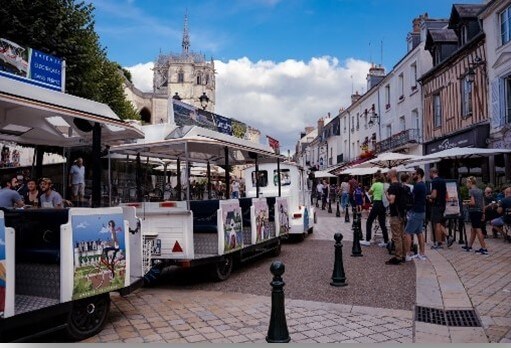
0,38,64,91
267,135,280,154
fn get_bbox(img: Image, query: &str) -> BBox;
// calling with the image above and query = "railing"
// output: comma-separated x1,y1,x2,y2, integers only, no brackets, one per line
375,128,420,153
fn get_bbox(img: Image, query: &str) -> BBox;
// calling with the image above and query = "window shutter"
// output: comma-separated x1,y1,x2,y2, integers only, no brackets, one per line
491,78,500,129
499,78,506,126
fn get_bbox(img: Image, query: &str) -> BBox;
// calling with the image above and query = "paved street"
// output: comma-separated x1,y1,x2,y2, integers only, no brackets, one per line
82,206,511,343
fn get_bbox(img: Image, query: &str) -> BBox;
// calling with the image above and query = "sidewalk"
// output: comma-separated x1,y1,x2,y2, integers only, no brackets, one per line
83,206,511,343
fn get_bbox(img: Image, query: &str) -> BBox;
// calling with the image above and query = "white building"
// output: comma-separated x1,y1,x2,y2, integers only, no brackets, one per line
480,0,511,182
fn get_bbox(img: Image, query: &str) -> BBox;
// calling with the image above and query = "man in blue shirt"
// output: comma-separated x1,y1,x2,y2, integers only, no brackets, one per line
0,176,24,208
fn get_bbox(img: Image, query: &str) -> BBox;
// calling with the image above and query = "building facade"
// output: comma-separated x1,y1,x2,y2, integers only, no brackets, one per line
124,14,216,125
420,4,489,180
480,0,511,183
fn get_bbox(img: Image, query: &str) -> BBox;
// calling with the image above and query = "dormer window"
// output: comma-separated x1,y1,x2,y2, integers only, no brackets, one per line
460,25,468,46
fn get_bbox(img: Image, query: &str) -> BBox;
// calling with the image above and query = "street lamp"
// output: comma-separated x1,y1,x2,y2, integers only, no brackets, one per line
199,92,210,110
465,56,485,85
368,112,379,128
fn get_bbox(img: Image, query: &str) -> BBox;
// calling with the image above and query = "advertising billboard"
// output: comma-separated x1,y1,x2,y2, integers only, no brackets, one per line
0,38,65,91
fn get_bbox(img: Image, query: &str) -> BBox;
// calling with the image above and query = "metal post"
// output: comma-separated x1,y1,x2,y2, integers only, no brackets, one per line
255,154,260,198
91,122,101,207
277,158,281,197
224,146,230,199
177,157,181,201
207,161,212,200
330,233,348,287
351,207,363,257
336,199,340,217
266,261,290,343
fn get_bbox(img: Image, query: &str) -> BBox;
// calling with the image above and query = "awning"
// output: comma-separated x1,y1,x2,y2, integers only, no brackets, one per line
0,75,144,147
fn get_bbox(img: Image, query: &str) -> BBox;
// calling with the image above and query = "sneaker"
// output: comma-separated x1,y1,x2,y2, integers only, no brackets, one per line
475,248,489,255
405,254,417,262
359,240,371,246
416,254,427,261
378,241,388,247
431,243,444,250
447,236,455,248
385,257,403,265
461,245,472,251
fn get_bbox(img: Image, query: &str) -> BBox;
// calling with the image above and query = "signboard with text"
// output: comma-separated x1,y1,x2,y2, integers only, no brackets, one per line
0,38,65,91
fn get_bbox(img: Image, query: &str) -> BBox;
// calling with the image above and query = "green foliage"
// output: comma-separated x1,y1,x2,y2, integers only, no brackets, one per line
0,0,139,120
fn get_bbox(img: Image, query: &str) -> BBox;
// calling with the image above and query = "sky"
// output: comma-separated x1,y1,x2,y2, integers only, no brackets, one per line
90,0,484,153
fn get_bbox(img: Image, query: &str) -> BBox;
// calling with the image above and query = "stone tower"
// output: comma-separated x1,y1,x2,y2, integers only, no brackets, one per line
152,13,216,112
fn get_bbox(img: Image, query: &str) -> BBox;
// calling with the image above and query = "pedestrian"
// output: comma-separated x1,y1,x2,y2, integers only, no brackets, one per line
361,173,389,247
231,178,240,199
348,175,358,208
385,169,406,265
428,167,453,249
354,184,364,214
404,168,427,261
316,179,324,208
39,177,64,208
463,176,488,254
0,175,24,208
23,178,40,207
322,179,329,210
69,157,85,206
340,177,350,212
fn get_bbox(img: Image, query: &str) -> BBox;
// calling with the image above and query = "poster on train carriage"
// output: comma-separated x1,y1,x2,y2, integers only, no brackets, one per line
276,197,290,237
0,218,5,318
70,212,127,300
253,198,270,242
220,200,243,252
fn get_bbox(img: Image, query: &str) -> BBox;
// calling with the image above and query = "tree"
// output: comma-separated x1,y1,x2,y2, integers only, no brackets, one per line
0,0,139,120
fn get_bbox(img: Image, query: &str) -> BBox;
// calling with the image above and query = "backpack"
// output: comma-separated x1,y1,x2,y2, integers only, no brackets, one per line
400,184,414,215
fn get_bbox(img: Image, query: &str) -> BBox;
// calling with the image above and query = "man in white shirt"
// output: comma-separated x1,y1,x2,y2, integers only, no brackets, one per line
69,157,85,206
316,180,324,208
39,178,63,208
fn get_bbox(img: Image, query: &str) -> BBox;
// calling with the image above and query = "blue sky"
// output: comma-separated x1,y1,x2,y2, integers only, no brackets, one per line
90,0,484,152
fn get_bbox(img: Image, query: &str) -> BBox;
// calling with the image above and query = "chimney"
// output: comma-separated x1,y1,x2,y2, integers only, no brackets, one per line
317,118,325,134
366,65,386,90
351,91,362,104
408,13,428,52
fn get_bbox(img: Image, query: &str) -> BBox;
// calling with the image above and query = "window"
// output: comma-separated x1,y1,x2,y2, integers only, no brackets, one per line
460,25,468,46
356,112,359,130
343,117,347,132
273,169,291,186
386,125,392,138
398,73,404,100
399,116,406,131
412,109,419,130
410,63,418,90
433,93,442,127
251,170,268,187
178,70,184,83
385,84,391,109
462,78,473,117
364,110,368,129
351,116,355,132
196,74,202,85
501,5,511,45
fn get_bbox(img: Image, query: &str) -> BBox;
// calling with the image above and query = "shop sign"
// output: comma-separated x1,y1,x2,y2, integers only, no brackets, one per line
425,125,489,155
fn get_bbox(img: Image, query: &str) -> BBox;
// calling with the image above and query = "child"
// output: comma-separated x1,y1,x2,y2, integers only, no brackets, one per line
354,184,364,214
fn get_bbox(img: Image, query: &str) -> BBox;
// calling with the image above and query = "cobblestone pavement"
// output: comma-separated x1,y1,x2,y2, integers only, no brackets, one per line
81,205,511,343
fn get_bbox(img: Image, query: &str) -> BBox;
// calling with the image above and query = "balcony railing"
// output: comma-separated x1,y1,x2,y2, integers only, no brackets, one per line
375,128,420,153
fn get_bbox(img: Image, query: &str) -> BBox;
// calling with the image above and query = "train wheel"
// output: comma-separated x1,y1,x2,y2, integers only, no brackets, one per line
212,255,233,281
66,293,110,341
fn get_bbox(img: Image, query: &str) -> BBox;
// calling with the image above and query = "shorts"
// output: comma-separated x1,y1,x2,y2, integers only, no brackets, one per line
491,217,505,227
430,206,445,225
72,183,85,197
405,212,425,235
469,211,483,229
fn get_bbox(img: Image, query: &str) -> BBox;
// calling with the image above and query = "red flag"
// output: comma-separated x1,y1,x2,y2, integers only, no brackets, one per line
266,135,280,154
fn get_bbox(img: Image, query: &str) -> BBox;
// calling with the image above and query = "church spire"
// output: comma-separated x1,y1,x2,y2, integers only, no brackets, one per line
182,11,190,54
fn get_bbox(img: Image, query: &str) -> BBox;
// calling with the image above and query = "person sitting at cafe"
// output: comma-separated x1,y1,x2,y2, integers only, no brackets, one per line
482,186,498,237
0,176,24,208
23,178,41,208
39,177,63,208
490,187,511,238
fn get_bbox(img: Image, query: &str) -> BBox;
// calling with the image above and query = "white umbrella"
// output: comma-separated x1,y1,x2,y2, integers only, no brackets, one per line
314,170,336,178
340,166,381,176
368,152,421,169
406,147,511,165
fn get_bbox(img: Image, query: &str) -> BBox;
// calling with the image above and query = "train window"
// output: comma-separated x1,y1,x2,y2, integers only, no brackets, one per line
251,170,268,187
273,169,291,186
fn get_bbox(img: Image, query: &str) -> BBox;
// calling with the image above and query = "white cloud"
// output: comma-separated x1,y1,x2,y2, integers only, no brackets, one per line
126,56,370,151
